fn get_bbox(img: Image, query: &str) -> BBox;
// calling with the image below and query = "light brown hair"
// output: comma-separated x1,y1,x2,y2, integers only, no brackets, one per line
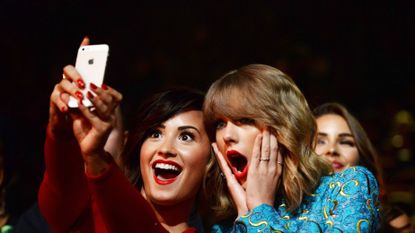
203,64,331,214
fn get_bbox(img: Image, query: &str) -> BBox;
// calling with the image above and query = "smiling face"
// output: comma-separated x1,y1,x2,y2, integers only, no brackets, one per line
140,110,211,206
315,114,359,172
215,116,262,189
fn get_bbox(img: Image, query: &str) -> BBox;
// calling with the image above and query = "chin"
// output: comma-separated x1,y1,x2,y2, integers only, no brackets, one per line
149,192,181,206
240,180,247,190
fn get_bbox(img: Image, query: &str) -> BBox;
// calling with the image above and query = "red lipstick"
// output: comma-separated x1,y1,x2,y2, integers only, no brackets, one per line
226,150,248,181
152,160,182,185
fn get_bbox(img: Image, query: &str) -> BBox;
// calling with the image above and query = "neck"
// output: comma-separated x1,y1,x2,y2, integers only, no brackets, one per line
142,190,194,233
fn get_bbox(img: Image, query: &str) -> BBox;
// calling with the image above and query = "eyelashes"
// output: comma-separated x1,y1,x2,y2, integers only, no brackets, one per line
215,118,256,129
179,131,195,142
145,129,196,142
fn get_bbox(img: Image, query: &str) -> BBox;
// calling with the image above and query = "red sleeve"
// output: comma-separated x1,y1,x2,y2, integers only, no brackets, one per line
38,125,91,233
86,162,168,233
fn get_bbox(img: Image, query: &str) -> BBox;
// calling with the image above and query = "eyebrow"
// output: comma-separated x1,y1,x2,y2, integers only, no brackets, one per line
156,123,201,134
317,132,354,138
178,125,201,134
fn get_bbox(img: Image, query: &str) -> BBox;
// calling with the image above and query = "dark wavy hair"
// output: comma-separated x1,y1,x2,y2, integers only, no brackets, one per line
121,86,206,186
119,86,225,230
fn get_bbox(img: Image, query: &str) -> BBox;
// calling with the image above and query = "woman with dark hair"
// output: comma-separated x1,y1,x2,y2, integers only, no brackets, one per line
312,102,384,196
38,59,224,232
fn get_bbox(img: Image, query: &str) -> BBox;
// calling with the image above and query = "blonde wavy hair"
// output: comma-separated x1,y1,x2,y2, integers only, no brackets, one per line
203,64,331,214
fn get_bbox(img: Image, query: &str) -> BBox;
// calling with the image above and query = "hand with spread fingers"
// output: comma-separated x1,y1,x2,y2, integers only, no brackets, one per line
245,129,283,210
212,128,283,217
212,143,248,217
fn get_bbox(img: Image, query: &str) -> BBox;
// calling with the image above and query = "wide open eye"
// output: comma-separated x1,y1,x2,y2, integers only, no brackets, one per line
179,131,195,142
147,129,162,139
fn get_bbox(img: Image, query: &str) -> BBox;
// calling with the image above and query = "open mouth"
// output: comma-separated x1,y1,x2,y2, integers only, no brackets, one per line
229,155,247,172
153,160,182,185
227,150,248,180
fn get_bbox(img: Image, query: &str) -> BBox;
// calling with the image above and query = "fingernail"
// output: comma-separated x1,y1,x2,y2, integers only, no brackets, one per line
87,91,94,99
61,106,67,113
75,91,84,100
90,83,97,90
77,79,85,89
101,84,108,90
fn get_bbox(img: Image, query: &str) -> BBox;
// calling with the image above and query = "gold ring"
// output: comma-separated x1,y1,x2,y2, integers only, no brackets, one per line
259,158,270,161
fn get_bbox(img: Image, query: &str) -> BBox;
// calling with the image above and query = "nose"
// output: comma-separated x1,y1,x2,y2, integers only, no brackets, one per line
222,121,238,145
325,143,339,157
157,137,177,157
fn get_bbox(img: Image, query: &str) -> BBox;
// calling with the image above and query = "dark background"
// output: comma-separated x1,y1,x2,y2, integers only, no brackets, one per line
0,1,414,222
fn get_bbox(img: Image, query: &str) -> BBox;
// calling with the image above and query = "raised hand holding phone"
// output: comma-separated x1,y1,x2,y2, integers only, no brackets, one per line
68,44,109,108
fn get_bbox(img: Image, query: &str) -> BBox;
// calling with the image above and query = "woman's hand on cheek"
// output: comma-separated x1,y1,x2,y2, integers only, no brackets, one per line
246,129,282,210
212,143,248,216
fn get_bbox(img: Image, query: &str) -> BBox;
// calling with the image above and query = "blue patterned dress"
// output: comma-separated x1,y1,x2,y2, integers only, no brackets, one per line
212,166,380,232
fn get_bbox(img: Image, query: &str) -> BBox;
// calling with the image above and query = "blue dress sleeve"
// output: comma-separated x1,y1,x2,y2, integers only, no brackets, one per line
322,166,380,232
225,166,380,233
212,204,288,232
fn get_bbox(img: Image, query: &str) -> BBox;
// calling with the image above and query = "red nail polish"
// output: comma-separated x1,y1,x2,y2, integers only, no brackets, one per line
87,91,94,99
75,91,84,100
101,84,108,90
77,80,85,89
90,83,97,90
61,106,67,113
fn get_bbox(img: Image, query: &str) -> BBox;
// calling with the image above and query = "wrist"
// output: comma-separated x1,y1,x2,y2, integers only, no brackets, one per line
47,123,76,141
84,151,113,176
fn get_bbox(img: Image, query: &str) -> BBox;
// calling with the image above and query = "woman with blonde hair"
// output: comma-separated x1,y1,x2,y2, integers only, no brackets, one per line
204,64,380,232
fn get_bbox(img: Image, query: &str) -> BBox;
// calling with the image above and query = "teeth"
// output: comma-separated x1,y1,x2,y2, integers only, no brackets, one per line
155,163,180,171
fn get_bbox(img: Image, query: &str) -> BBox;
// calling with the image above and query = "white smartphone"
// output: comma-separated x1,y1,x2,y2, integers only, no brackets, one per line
68,44,109,108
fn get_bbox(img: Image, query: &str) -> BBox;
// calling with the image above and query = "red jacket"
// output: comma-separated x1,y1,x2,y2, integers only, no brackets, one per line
38,126,194,233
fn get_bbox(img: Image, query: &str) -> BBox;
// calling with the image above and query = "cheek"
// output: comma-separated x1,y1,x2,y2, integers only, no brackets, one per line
215,132,226,151
187,146,210,167
314,145,325,155
245,132,261,160
343,149,360,166
183,146,210,179
140,142,152,163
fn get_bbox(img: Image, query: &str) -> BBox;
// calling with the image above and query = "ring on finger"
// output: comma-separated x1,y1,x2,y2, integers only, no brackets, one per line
259,157,270,161
277,161,283,165
89,107,97,112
